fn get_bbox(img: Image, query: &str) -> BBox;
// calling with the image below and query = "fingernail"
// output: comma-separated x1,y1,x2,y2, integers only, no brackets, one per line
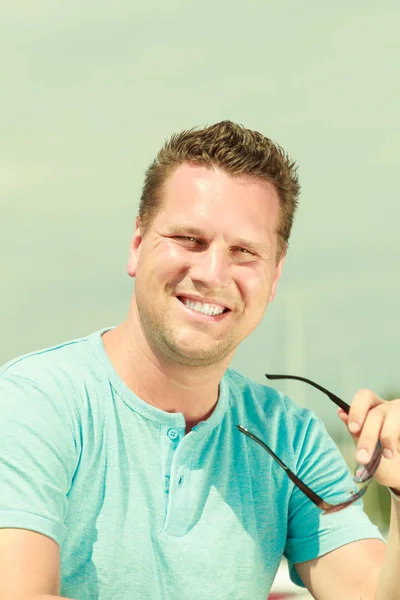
356,448,370,463
383,448,393,459
348,421,360,433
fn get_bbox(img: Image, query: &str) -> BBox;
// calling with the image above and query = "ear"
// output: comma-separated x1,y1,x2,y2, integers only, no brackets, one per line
127,217,143,278
268,247,287,302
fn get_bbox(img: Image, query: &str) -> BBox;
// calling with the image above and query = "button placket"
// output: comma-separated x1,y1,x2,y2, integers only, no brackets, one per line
162,429,200,535
161,426,183,514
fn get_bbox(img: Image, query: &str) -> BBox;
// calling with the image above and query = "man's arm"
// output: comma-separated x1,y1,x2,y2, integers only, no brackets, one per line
295,388,400,600
0,373,78,599
296,498,400,600
295,538,385,600
373,496,400,600
0,528,72,599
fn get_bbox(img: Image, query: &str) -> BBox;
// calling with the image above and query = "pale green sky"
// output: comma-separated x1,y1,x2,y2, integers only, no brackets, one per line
1,1,399,433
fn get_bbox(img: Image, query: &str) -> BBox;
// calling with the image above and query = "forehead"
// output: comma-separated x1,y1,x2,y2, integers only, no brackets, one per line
156,163,280,236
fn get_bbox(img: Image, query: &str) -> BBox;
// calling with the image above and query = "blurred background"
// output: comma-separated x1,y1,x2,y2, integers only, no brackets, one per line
1,0,399,535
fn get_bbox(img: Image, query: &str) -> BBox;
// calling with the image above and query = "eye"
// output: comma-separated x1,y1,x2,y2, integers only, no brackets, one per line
172,235,206,250
174,236,199,243
234,247,255,256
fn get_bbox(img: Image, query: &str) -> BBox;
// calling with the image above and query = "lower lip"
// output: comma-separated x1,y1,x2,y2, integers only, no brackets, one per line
176,298,229,322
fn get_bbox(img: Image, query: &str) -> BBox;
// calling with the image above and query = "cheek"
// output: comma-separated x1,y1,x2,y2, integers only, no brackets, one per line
236,268,273,306
146,246,191,284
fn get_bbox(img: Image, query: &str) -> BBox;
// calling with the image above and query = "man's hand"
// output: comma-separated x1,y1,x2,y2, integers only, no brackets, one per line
337,389,400,492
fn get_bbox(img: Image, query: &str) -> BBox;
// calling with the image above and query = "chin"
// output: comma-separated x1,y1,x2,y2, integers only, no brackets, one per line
166,341,233,366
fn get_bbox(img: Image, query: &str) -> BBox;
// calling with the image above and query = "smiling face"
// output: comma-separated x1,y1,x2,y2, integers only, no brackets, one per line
127,163,285,367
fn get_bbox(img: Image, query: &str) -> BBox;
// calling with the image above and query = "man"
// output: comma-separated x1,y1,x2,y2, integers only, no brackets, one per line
0,120,399,600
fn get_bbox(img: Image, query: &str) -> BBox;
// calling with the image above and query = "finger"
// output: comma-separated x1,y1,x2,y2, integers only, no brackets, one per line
348,389,384,435
379,401,400,459
355,404,386,464
336,408,356,438
337,408,348,421
337,409,361,446
337,409,350,430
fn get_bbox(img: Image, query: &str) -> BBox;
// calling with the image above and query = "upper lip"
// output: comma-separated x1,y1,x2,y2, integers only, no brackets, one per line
176,294,231,311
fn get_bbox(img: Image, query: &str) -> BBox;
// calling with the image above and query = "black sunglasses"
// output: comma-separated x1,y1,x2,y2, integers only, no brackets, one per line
237,373,382,514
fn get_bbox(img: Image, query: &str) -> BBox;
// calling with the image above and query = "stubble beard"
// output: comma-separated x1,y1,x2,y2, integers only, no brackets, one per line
137,302,236,368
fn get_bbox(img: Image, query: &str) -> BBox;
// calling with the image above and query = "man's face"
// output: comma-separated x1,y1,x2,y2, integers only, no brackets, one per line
127,163,285,367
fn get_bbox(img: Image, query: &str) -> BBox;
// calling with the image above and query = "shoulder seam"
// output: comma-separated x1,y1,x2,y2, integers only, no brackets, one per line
1,338,89,376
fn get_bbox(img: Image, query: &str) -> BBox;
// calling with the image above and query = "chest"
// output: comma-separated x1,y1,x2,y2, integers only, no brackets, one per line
60,410,289,599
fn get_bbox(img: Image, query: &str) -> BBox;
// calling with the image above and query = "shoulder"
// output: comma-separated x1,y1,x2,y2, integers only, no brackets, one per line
224,368,330,457
225,368,315,427
0,329,108,417
1,329,105,382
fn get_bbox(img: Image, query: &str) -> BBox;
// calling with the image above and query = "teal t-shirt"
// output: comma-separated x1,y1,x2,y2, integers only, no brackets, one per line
0,329,382,599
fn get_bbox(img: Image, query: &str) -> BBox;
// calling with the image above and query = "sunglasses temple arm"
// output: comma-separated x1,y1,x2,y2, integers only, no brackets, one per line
265,374,350,414
264,375,383,479
237,425,326,507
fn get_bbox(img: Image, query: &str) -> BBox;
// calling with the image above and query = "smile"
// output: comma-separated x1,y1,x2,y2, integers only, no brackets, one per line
177,297,228,317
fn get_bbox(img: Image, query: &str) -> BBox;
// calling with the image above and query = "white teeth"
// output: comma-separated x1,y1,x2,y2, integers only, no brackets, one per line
182,299,225,316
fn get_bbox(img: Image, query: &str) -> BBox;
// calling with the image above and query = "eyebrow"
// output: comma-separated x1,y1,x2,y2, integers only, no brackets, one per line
166,225,271,255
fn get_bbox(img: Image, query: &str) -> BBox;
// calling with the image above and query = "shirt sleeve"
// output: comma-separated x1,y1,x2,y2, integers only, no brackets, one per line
0,370,78,548
283,409,384,586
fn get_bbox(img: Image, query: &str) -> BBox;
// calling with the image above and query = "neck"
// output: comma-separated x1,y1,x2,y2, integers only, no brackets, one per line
102,319,230,430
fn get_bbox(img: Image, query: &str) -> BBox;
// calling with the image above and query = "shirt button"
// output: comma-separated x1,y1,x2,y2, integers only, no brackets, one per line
167,428,179,441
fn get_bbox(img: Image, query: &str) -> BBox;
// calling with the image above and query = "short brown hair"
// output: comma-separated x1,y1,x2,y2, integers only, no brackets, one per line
138,120,300,259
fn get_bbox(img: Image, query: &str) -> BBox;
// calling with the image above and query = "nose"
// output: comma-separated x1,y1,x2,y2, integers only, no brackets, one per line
189,243,231,288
